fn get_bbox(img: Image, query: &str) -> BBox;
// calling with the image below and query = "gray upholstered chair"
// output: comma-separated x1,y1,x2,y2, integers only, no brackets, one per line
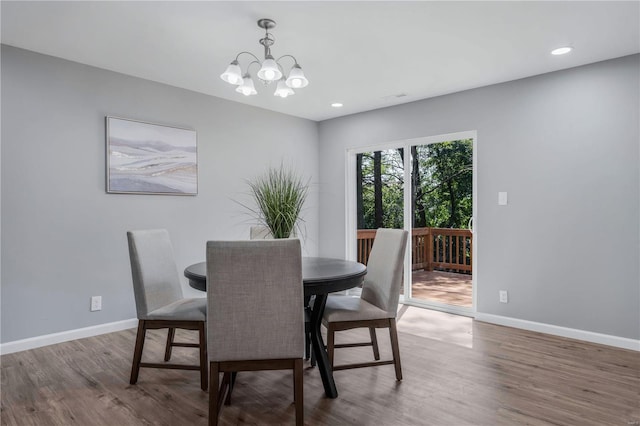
249,225,273,239
249,225,313,363
322,228,408,380
127,229,207,390
206,239,304,426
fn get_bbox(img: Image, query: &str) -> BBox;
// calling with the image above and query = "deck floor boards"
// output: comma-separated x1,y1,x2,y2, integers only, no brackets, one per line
409,270,472,307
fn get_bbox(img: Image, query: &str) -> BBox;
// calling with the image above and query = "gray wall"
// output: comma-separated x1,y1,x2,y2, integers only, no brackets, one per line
1,45,319,343
3,45,638,344
317,55,639,340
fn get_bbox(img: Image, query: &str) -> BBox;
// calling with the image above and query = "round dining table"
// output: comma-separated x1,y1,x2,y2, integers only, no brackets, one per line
184,257,366,399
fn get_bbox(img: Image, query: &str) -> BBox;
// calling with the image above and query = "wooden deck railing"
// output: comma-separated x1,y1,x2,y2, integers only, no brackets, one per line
357,227,472,273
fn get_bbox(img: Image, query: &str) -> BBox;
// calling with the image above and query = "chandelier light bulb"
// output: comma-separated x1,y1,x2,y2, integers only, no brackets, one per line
257,57,283,81
285,64,309,89
235,74,257,96
274,78,295,98
220,61,243,85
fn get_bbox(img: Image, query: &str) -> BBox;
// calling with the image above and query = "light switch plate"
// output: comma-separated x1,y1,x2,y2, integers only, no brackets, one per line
498,192,508,205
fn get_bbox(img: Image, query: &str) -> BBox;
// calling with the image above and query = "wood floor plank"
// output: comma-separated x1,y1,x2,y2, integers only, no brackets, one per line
2,308,638,425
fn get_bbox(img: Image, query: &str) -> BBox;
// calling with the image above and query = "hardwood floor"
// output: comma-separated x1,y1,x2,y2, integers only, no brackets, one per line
2,307,638,425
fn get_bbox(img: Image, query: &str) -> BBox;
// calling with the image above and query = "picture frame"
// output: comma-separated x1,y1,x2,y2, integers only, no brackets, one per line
106,116,197,195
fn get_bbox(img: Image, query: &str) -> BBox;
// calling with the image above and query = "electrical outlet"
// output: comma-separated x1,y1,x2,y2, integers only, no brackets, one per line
90,296,102,311
498,192,508,205
499,290,508,303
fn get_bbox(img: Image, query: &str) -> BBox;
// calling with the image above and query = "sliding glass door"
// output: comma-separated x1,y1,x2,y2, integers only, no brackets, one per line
352,148,405,298
346,132,476,316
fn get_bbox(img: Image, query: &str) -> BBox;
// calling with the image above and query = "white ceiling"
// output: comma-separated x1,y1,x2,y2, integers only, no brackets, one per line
2,1,639,121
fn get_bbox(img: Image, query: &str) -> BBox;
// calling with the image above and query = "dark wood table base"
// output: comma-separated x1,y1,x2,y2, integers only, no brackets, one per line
309,293,336,397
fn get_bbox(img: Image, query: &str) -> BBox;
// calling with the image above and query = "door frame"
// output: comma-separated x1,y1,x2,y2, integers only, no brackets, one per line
345,131,478,317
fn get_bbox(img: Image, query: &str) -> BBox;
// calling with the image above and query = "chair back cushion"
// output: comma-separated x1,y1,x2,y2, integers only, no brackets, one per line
127,229,183,319
361,228,409,316
206,239,304,361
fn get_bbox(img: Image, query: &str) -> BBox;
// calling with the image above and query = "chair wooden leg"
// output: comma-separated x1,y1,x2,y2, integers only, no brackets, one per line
209,362,219,426
130,320,146,384
305,330,311,360
388,319,402,381
199,323,208,391
225,372,237,406
305,299,316,365
369,327,380,360
294,359,304,426
164,327,175,361
327,324,336,368
304,299,312,361
310,339,316,367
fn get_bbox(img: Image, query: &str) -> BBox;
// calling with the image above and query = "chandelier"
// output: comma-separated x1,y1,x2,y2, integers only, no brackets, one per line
220,18,309,98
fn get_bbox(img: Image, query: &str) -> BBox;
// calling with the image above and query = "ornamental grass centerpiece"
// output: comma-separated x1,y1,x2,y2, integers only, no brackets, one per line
247,164,309,239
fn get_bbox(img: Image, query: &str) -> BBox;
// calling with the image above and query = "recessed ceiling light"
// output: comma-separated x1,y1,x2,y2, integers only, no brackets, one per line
331,103,343,108
551,47,572,56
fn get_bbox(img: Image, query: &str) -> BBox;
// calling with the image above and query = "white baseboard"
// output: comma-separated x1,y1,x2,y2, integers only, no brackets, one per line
0,318,138,355
4,314,637,355
475,313,640,351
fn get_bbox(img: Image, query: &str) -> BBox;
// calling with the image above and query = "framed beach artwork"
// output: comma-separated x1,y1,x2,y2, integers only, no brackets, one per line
106,117,197,195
